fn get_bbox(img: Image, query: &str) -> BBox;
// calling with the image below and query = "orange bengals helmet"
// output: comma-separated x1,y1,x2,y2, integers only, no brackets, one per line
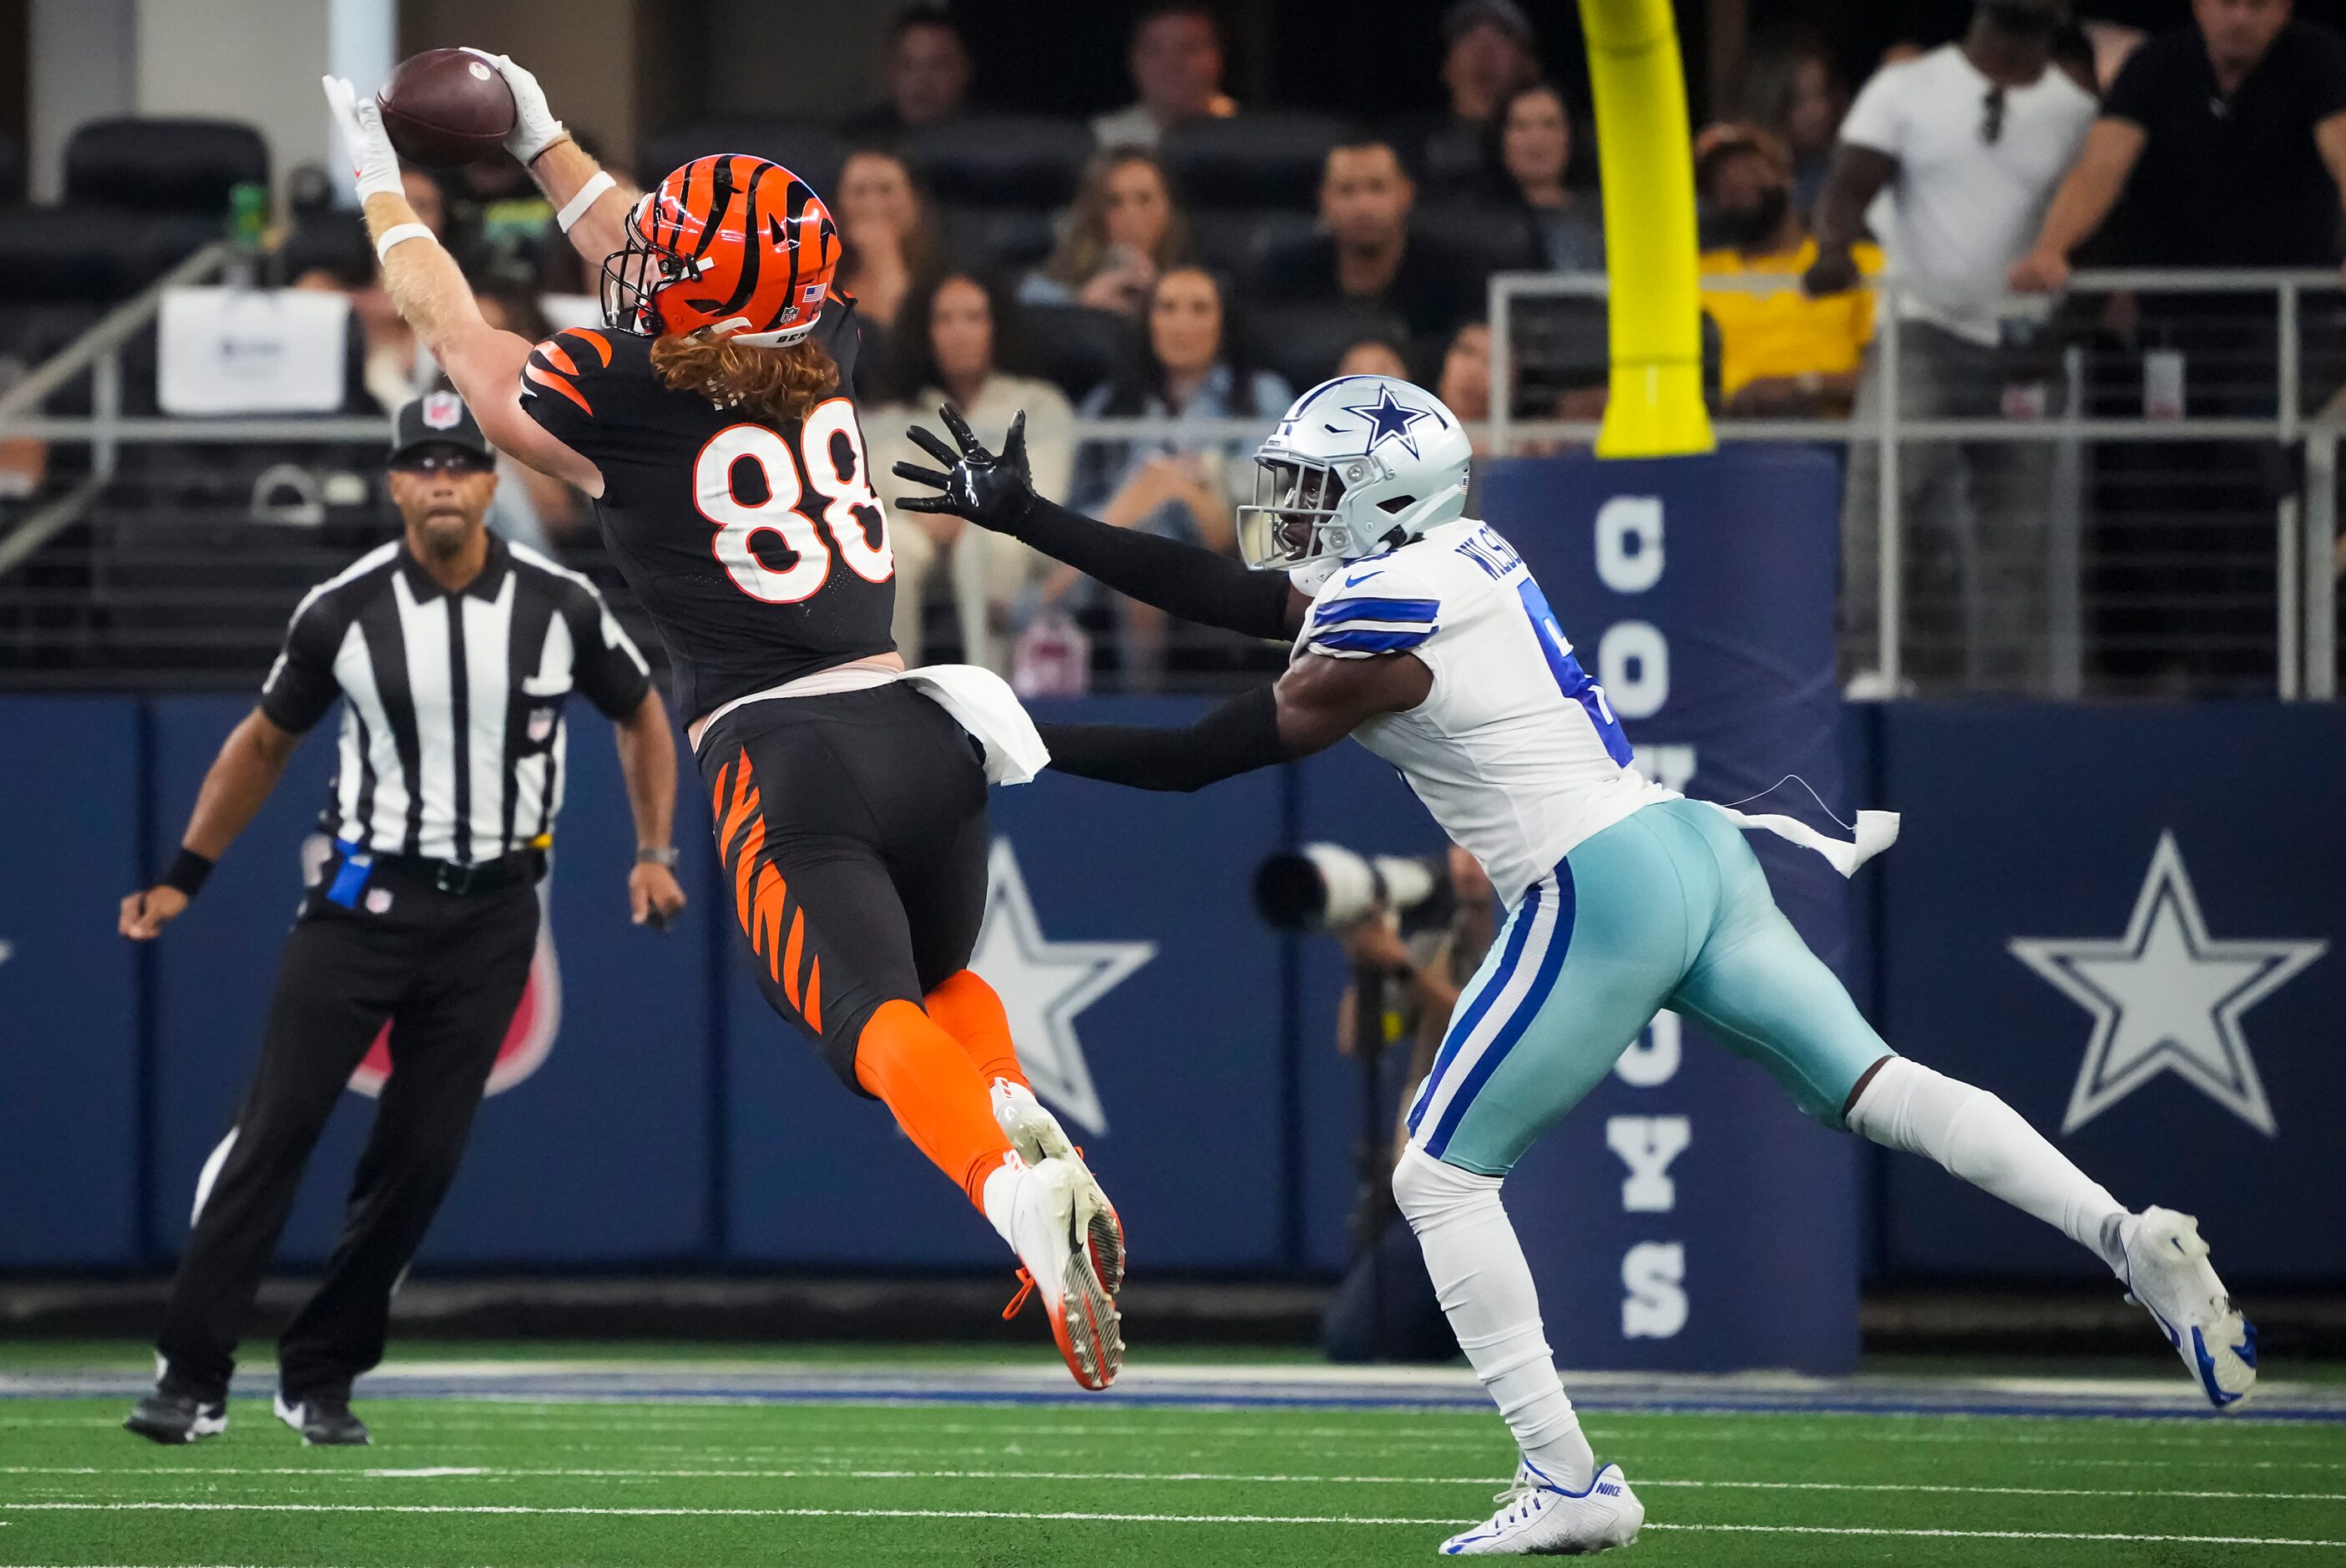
600,154,842,348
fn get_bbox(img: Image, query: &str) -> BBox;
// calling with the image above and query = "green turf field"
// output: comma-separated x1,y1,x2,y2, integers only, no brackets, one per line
4,1346,2343,1565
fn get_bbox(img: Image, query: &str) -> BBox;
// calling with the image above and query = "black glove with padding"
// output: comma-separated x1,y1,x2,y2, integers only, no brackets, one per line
888,402,1297,640
892,405,1038,534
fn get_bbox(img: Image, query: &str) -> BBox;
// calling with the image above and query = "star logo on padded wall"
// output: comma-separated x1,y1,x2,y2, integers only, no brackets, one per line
2010,833,2325,1138
968,838,1156,1138
1342,385,1437,458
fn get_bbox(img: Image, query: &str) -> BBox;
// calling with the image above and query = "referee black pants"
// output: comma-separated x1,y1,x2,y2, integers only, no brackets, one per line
155,859,539,1404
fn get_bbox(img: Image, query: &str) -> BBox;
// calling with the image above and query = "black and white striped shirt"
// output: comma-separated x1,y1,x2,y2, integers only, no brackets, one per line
259,535,653,867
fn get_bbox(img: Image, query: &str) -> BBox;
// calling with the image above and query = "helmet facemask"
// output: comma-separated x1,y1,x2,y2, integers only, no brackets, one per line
600,200,704,337
1237,457,1362,570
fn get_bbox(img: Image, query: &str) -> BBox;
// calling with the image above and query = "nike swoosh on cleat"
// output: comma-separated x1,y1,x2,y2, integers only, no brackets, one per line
2192,1327,2246,1405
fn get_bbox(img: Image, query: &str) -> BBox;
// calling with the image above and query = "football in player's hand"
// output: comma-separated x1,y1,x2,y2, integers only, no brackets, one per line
378,49,516,169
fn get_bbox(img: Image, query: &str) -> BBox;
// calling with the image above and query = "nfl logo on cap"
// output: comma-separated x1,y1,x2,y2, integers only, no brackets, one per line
422,391,464,430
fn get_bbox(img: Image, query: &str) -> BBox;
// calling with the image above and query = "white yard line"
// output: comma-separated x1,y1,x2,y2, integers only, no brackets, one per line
6,1464,2344,1503
1646,1523,2346,1547
2,1502,2343,1547
0,1502,1466,1525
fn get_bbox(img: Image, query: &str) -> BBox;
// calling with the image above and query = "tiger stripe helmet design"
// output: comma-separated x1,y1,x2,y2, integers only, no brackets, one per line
600,154,842,348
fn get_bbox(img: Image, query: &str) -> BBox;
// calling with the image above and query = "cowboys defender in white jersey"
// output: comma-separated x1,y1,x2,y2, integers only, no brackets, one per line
895,377,2257,1556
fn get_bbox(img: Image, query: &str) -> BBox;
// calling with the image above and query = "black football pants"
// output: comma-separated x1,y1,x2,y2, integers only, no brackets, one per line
154,859,538,1404
699,682,991,1090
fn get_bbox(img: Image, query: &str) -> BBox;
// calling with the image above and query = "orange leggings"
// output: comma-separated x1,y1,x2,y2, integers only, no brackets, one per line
850,972,1030,1211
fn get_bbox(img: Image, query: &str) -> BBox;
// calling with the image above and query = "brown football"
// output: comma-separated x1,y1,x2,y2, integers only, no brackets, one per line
378,48,517,169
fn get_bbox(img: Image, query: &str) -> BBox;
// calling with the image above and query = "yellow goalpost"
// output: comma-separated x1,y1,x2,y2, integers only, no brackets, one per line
1580,0,1716,458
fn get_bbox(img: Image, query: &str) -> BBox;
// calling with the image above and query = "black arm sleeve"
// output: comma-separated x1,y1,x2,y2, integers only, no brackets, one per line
1035,684,1292,793
1014,496,1297,640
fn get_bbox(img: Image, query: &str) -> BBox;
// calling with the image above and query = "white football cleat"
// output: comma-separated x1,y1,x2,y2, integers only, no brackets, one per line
2121,1206,2256,1410
992,1078,1123,1294
1440,1459,1642,1555
1002,1153,1123,1391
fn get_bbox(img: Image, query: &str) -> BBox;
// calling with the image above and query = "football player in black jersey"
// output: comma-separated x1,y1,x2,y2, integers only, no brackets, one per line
324,56,1123,1388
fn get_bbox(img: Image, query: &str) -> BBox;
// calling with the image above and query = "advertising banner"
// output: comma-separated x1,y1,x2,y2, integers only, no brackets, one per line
1484,447,1863,1372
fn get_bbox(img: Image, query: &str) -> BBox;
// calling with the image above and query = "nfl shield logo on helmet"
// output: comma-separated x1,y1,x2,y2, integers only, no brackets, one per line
421,390,464,430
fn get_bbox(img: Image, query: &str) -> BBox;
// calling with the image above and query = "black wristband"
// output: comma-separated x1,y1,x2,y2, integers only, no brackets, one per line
160,847,216,899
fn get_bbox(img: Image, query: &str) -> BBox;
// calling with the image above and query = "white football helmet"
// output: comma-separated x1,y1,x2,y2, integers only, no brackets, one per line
1236,375,1472,574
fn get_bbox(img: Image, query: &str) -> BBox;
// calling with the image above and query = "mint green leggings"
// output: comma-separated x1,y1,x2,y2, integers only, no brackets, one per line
1404,799,1893,1176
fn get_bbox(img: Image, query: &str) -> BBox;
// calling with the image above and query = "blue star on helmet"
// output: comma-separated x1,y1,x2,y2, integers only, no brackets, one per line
1342,385,1436,458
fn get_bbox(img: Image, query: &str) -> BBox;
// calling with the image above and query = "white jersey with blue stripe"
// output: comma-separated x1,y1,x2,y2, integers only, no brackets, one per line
1295,516,1677,903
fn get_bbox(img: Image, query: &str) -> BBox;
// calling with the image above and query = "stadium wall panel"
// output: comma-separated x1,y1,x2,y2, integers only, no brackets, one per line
1874,702,2346,1283
0,697,144,1265
0,693,2337,1295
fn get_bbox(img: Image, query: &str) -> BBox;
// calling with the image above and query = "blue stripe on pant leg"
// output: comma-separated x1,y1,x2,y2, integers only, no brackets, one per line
1424,862,1578,1160
1406,881,1544,1136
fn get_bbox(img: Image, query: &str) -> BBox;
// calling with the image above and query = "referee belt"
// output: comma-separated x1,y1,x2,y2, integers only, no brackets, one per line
336,846,546,898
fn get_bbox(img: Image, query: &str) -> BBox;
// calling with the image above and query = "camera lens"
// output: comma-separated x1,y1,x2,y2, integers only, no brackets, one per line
1251,852,1331,931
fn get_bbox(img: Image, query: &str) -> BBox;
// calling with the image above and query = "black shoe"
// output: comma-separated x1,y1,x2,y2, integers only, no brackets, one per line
124,1388,227,1444
275,1390,369,1446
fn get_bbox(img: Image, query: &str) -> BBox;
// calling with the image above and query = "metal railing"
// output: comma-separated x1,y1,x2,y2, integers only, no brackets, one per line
1492,266,2343,701
3,262,2338,700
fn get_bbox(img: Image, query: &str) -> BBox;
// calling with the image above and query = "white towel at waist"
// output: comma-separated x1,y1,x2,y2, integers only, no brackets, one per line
901,665,1050,787
1704,801,1899,878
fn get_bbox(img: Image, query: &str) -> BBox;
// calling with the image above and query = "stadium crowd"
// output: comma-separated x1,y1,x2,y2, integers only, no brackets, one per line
3,0,2343,693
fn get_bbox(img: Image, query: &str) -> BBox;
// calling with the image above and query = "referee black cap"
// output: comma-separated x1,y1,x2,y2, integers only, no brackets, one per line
390,389,493,467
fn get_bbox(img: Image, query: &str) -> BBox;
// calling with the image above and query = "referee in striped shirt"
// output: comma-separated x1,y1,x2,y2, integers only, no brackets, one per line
116,391,687,1446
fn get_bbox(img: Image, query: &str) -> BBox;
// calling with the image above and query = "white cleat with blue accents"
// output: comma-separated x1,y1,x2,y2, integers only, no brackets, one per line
2121,1206,2256,1410
1439,1459,1642,1555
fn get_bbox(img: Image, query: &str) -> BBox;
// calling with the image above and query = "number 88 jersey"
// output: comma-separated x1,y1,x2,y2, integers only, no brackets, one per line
1294,516,1679,905
520,300,893,722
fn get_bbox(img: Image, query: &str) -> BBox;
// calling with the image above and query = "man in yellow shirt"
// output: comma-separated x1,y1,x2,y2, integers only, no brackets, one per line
1696,125,1882,417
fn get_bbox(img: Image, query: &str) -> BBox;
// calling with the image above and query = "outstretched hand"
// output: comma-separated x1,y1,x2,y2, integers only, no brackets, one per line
892,406,1038,534
321,76,402,202
458,49,568,166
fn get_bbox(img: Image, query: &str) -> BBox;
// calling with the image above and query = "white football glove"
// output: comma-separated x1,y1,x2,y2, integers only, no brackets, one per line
459,48,567,165
321,75,403,202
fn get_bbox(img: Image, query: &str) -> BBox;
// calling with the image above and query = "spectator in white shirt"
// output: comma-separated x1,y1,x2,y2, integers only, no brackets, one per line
865,273,1074,673
1092,3,1238,151
1805,0,2096,693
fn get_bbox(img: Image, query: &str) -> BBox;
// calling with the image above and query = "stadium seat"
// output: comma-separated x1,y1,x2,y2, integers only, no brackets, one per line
938,205,1059,272
639,120,848,196
1019,303,1130,402
903,117,1090,209
1159,114,1356,210
1415,202,1544,275
64,119,268,215
1246,301,1410,392
0,205,210,304
277,215,373,289
0,303,102,367
93,503,373,672
1187,208,1317,280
